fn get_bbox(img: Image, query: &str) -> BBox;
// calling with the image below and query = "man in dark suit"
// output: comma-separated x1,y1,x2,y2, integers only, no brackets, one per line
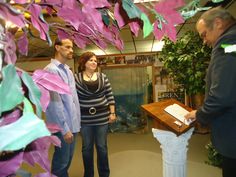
185,6,236,177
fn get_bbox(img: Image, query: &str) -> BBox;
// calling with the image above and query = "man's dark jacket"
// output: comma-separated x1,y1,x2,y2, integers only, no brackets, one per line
196,22,236,158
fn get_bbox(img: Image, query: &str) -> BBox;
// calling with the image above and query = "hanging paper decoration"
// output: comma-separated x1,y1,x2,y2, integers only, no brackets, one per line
180,0,211,20
32,69,71,112
153,0,185,42
0,98,51,151
17,32,28,56
122,0,153,37
29,4,51,45
21,72,42,118
0,64,24,116
23,135,60,173
0,151,24,177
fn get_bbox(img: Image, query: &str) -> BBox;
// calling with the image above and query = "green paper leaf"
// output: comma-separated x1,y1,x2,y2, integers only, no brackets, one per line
141,13,153,38
122,0,142,19
0,64,24,116
21,71,42,118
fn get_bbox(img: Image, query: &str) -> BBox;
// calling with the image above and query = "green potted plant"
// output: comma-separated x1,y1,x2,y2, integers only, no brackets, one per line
159,31,211,108
205,142,223,168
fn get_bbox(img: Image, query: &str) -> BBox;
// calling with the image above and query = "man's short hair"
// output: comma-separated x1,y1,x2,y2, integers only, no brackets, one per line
198,6,235,29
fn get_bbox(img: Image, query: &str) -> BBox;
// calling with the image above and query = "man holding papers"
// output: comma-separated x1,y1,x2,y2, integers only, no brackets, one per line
184,7,236,177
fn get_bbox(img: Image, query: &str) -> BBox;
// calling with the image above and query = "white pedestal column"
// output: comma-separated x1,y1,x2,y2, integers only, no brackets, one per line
152,128,194,177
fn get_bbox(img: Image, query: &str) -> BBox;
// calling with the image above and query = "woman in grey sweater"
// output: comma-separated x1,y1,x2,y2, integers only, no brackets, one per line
75,51,116,177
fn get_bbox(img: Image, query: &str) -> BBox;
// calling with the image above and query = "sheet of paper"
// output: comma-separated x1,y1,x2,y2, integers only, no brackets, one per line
164,103,192,125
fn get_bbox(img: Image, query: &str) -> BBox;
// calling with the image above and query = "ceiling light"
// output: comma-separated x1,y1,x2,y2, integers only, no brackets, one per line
152,40,165,52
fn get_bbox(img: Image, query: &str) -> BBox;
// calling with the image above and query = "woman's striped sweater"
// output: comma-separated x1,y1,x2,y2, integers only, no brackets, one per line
75,72,115,126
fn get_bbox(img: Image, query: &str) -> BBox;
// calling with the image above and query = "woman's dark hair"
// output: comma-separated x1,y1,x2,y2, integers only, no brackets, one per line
78,51,96,72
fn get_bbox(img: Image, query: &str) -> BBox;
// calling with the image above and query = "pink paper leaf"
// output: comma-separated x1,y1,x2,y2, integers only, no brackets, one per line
41,0,63,7
0,4,26,28
37,84,50,112
0,151,24,177
32,70,71,94
13,0,28,4
129,21,140,37
0,109,21,126
29,4,50,43
56,29,70,41
82,6,104,32
114,2,126,28
61,0,77,9
58,6,84,30
46,123,62,134
94,38,107,50
17,32,28,56
23,136,60,172
153,0,185,42
35,172,57,177
80,0,111,8
3,32,17,64
73,34,89,49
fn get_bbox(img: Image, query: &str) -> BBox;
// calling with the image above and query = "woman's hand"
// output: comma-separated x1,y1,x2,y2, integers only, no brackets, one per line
109,113,116,123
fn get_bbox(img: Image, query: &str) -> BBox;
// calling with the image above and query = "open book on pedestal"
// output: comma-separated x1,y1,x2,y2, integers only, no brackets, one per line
141,99,194,135
164,103,194,126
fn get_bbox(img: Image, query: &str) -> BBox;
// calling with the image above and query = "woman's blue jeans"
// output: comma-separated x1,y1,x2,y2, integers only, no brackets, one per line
51,132,77,177
80,124,110,177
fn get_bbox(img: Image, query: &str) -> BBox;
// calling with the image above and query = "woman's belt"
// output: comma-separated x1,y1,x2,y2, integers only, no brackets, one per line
81,106,109,115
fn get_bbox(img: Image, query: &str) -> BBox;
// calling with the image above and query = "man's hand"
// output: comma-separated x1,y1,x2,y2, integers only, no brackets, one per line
185,110,197,123
63,131,74,144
